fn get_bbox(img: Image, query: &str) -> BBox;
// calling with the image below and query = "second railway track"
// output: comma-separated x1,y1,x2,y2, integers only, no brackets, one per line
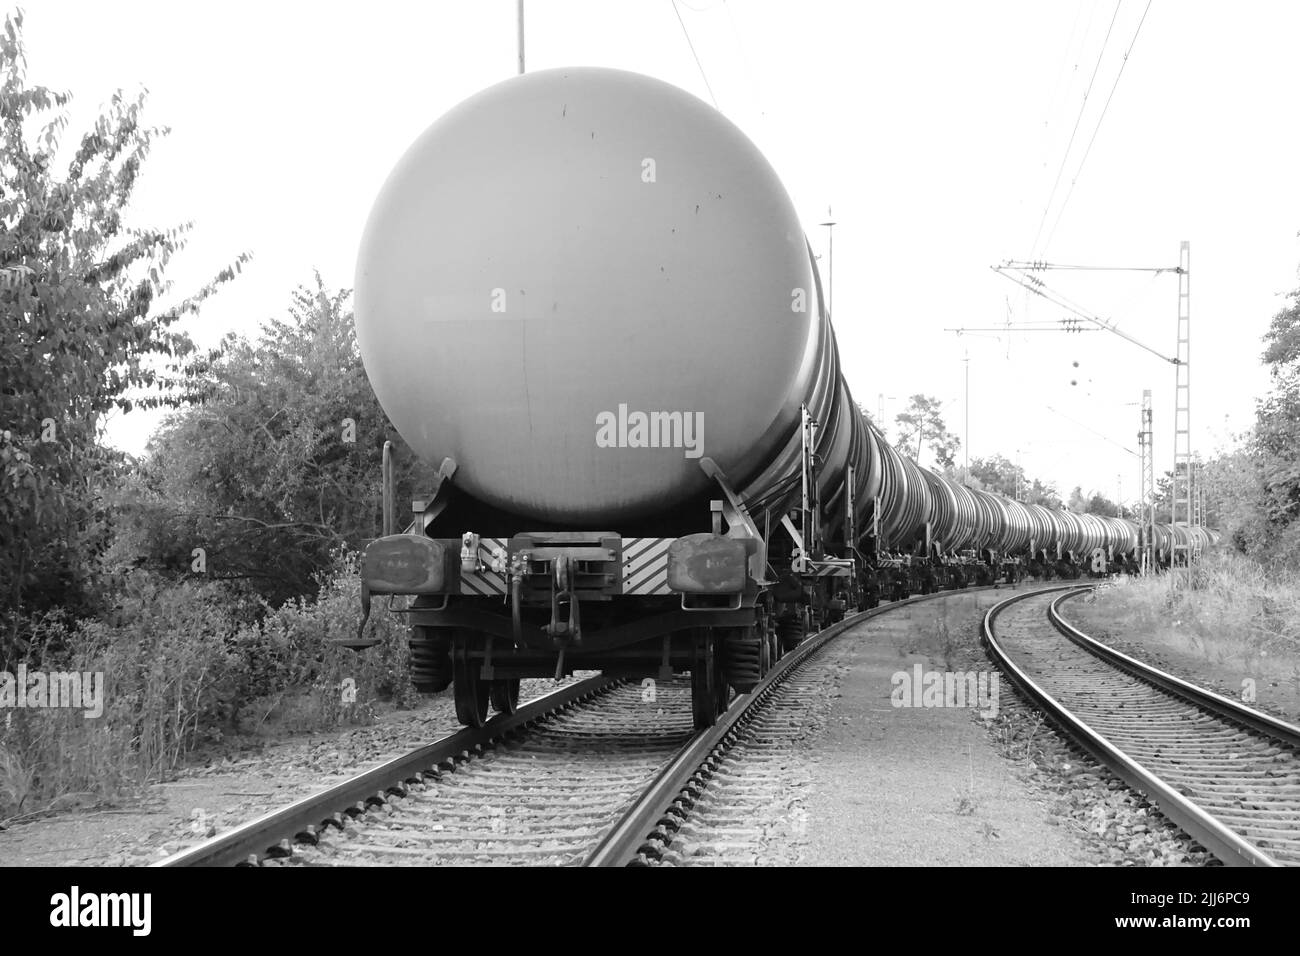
984,585,1300,867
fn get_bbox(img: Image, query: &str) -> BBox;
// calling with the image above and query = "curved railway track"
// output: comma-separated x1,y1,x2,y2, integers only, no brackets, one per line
983,585,1300,867
158,585,1007,867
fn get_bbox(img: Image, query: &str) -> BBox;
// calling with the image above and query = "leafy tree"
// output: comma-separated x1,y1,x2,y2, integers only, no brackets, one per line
964,455,1023,498
894,394,960,470
1067,485,1087,512
0,11,246,634
1083,493,1120,518
1152,470,1174,524
1252,277,1300,549
115,276,432,605
1197,449,1264,551
962,455,1061,507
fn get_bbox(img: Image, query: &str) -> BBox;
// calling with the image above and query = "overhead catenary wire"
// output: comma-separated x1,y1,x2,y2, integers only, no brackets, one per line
1002,260,1177,273
723,0,767,124
991,263,1177,364
1045,404,1139,457
671,0,719,109
1028,0,1124,259
1043,0,1156,250
1041,0,1092,129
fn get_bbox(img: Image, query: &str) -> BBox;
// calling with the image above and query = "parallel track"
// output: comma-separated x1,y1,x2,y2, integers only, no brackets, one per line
983,586,1300,867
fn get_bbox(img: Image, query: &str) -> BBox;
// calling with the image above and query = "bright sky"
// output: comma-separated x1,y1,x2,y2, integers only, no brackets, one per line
21,0,1300,505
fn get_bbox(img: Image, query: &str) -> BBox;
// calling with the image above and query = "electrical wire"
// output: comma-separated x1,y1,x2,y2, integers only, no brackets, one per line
1043,0,1155,250
1042,0,1091,128
1045,404,1139,457
671,0,719,109
1028,0,1123,258
991,265,1176,363
724,0,766,121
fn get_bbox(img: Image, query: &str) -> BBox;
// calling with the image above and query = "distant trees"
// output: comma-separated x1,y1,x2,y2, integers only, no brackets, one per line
1144,258,1300,561
116,276,432,606
1252,283,1300,552
894,394,961,471
960,455,1062,508
0,10,246,629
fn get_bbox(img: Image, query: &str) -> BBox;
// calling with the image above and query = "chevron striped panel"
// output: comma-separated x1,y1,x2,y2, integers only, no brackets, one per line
621,537,673,595
458,536,508,596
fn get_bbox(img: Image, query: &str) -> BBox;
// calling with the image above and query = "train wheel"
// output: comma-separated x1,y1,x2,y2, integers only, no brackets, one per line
489,677,520,716
452,645,489,728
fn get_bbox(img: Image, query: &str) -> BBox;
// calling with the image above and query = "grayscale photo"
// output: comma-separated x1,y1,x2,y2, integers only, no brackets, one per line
0,0,1295,925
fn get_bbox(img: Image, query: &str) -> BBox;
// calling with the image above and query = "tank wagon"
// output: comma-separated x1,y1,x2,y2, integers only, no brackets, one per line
351,68,1211,730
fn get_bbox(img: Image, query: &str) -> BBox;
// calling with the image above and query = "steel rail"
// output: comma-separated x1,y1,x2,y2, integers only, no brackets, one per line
1050,588,1300,747
155,673,619,867
982,587,1285,868
585,583,1025,867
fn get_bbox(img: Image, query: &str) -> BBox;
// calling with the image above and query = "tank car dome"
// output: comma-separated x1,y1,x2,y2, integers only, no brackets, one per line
355,67,817,522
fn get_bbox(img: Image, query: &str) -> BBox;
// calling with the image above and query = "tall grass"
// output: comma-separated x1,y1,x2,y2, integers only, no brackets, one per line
1081,552,1300,682
0,551,413,821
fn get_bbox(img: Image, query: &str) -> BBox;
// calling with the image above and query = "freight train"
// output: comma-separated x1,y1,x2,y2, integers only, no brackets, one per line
351,67,1212,730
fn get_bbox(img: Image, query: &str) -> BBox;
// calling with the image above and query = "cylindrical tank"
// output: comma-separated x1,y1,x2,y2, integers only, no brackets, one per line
946,479,980,551
1027,504,1061,552
1076,513,1107,554
968,487,1004,551
1000,499,1034,554
922,469,959,549
356,67,855,525
872,429,932,548
1103,516,1138,554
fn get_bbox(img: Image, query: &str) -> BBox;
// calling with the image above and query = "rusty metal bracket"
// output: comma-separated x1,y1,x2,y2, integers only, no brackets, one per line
699,457,769,584
411,457,458,534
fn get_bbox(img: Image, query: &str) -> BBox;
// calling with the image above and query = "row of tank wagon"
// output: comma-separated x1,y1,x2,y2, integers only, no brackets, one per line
349,66,1220,731
857,423,1218,604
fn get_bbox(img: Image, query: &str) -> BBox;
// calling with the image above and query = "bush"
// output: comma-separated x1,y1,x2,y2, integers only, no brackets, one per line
1084,552,1300,673
0,551,413,820
226,551,415,733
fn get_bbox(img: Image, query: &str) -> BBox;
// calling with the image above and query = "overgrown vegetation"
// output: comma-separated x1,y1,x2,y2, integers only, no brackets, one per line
1070,552,1300,718
0,10,248,632
0,554,413,821
114,274,432,606
0,11,424,821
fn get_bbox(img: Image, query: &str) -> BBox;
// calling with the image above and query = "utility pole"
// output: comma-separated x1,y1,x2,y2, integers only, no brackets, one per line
963,349,970,483
990,249,1193,577
1192,454,1204,528
1172,241,1193,587
517,0,525,74
1138,389,1155,575
820,211,836,317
